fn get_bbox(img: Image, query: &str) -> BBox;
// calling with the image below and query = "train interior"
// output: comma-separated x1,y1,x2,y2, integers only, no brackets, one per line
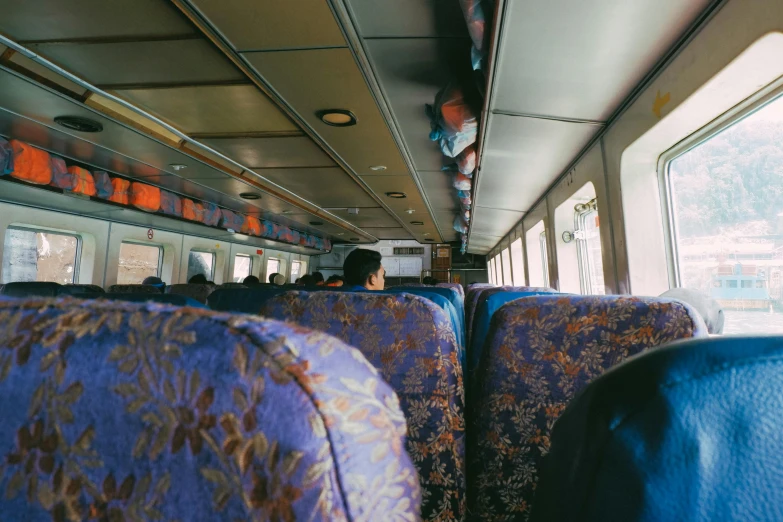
0,0,782,520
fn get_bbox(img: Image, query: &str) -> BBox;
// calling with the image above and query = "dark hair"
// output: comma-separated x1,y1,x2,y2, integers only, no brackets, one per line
312,272,324,283
343,249,382,287
326,275,345,284
243,275,260,285
142,276,164,287
422,276,438,285
188,274,208,284
299,274,316,286
268,273,279,284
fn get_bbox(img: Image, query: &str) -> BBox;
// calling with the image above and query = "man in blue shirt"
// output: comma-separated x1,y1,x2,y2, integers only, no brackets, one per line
343,249,386,291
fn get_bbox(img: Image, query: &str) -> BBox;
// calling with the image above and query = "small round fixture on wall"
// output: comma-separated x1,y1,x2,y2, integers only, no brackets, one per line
405,209,416,214
309,221,324,226
316,109,357,127
385,192,407,199
54,115,103,133
169,163,187,171
370,165,387,171
239,192,261,200
562,231,574,243
410,221,424,225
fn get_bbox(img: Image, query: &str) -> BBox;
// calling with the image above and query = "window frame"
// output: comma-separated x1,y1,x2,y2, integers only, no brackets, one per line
574,198,603,294
539,230,550,288
4,225,82,284
232,253,253,283
500,248,512,286
290,260,303,283
510,238,525,286
658,81,783,289
265,257,281,281
188,249,216,281
118,240,163,283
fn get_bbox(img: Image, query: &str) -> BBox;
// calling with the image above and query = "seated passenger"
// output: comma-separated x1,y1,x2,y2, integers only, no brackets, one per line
271,273,286,286
344,248,385,291
326,275,345,287
188,274,208,284
298,275,316,286
313,271,325,286
242,275,260,285
142,276,166,293
423,276,438,285
660,287,725,334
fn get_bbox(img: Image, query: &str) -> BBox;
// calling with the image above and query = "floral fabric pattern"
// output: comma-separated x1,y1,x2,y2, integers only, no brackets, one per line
261,291,466,522
0,298,421,521
468,295,707,521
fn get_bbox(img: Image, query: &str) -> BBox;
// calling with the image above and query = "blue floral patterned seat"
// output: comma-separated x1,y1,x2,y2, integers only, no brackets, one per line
0,298,421,521
468,295,708,521
437,283,465,299
261,291,466,522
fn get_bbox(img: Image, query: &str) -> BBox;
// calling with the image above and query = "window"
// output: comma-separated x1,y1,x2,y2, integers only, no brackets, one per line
187,250,215,281
665,90,783,334
290,260,303,283
501,249,512,286
2,227,80,284
510,238,525,286
526,220,549,287
756,281,766,289
117,242,162,285
574,199,605,294
493,255,502,286
232,254,252,283
266,258,280,281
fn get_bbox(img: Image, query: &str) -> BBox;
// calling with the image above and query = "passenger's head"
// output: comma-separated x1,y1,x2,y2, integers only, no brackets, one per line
299,275,316,286
142,276,165,289
326,275,344,287
243,275,260,285
188,274,208,284
268,273,278,284
272,273,286,286
660,288,725,334
344,248,385,290
422,276,438,285
313,272,325,286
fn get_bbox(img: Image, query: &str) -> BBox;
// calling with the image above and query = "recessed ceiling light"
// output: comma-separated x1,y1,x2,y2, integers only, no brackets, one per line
54,115,103,133
281,210,293,214
424,238,434,242
370,165,387,171
410,221,424,225
423,232,431,236
316,109,357,127
405,209,416,214
169,163,187,171
309,221,324,226
385,192,407,199
239,192,261,200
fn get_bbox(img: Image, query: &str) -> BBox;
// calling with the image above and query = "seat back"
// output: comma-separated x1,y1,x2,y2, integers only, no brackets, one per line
385,287,465,352
261,291,466,521
207,286,285,312
218,282,248,290
103,293,207,308
166,284,216,304
469,295,707,519
466,286,497,345
468,286,554,347
531,336,783,522
438,282,465,298
107,284,163,295
0,298,421,520
61,284,105,296
0,281,62,297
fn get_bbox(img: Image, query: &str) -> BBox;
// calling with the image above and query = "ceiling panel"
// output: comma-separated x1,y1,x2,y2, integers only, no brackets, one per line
360,175,429,215
365,38,471,172
250,167,377,208
0,0,195,42
115,85,297,134
244,48,409,176
361,227,414,240
191,0,346,51
492,0,713,120
468,234,503,252
200,136,335,169
324,207,400,229
477,114,598,212
419,170,459,210
348,0,468,38
29,39,244,87
470,206,525,238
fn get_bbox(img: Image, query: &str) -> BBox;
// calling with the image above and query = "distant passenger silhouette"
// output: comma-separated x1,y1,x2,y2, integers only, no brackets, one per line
188,274,208,284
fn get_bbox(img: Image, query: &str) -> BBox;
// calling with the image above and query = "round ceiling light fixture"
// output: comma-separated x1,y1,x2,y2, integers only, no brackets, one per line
385,192,407,199
281,210,293,214
239,192,261,200
309,221,324,226
169,163,187,171
369,165,387,171
404,209,416,214
54,115,103,133
316,109,357,127
410,221,424,225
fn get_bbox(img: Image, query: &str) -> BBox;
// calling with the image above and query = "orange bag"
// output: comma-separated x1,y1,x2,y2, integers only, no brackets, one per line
9,140,52,185
194,202,206,223
67,166,96,196
108,178,130,205
130,182,160,212
182,198,197,221
245,216,261,236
